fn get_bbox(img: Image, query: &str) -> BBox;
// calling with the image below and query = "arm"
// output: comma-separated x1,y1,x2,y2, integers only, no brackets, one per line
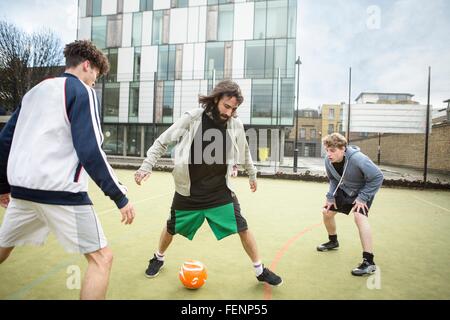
138,112,192,173
0,106,21,195
68,83,128,209
356,156,384,203
325,160,339,202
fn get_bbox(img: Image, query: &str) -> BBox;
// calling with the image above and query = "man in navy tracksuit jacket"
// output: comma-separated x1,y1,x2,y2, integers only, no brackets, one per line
0,40,135,299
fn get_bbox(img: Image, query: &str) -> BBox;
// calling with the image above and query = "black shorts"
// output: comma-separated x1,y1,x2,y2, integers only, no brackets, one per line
327,188,374,216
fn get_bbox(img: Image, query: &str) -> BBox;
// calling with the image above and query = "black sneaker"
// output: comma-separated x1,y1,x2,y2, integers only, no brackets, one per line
317,240,339,252
145,254,164,278
351,259,376,276
257,266,283,286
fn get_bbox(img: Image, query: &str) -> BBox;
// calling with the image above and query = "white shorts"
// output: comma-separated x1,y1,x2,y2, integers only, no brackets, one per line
0,198,107,254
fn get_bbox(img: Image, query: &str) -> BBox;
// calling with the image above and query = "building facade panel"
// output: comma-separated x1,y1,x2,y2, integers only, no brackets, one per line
119,82,130,122
233,2,254,41
123,0,140,13
102,0,118,15
78,17,92,40
117,47,134,82
121,13,133,47
141,11,153,46
169,8,188,44
138,81,154,123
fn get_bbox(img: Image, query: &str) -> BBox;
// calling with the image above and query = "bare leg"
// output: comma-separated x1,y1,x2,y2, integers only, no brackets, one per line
0,247,14,264
354,212,373,253
238,229,260,263
81,247,113,300
322,209,337,236
157,225,173,254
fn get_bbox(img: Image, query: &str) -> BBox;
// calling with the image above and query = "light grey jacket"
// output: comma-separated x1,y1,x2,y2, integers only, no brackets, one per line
139,108,257,196
325,145,384,204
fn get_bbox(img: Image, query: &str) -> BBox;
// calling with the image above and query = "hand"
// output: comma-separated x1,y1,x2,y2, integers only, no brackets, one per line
120,202,135,225
323,200,337,214
134,169,151,185
231,165,238,178
352,199,369,216
0,193,10,208
250,180,257,192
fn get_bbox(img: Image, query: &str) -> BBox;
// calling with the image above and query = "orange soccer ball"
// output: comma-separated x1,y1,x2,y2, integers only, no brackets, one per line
178,260,208,289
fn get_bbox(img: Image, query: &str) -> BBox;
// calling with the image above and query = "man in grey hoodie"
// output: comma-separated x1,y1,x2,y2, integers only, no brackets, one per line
134,80,282,286
317,133,383,276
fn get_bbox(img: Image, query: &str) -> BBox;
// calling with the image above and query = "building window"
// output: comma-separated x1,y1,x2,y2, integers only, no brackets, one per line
103,82,120,122
310,129,317,139
86,0,101,17
127,125,142,156
132,12,143,47
134,47,141,81
245,39,292,79
152,10,170,45
251,79,273,125
154,81,174,124
254,0,288,39
171,0,188,8
328,124,334,134
103,124,121,155
288,0,297,38
104,48,118,82
218,4,234,41
280,77,294,125
253,1,266,39
140,0,153,11
299,128,306,139
245,40,265,78
92,16,107,49
158,45,177,80
163,81,174,123
328,108,335,120
267,0,288,38
205,42,225,80
129,82,140,122
106,15,123,48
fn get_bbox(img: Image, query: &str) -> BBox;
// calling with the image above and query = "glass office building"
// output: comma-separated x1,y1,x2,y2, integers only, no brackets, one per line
77,0,297,158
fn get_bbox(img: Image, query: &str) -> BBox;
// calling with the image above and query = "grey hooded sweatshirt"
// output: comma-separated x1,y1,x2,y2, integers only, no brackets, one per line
325,145,384,204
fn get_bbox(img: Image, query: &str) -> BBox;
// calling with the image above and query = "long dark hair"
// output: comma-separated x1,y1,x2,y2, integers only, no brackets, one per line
198,80,244,114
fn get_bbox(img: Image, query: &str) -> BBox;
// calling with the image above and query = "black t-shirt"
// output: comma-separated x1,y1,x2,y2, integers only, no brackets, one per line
171,112,233,210
332,156,345,176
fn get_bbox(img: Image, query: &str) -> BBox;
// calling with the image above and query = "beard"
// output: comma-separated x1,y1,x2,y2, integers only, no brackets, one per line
210,106,229,127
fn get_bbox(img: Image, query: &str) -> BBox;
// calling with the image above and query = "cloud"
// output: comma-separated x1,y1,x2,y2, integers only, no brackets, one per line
298,0,450,109
0,0,78,44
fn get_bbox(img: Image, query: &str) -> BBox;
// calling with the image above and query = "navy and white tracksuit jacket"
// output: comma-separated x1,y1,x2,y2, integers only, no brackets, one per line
0,73,128,209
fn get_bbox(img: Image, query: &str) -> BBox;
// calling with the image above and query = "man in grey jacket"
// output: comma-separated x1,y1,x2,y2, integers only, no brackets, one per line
134,80,282,286
317,133,383,276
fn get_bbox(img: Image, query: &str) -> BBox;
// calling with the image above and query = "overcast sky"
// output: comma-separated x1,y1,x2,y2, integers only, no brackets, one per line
1,0,449,109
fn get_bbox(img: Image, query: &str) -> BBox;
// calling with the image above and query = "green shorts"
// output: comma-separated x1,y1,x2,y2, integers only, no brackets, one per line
167,196,248,240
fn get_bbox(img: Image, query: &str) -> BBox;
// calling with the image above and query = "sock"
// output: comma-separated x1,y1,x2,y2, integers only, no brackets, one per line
363,251,374,264
155,251,165,261
329,234,338,242
253,261,263,276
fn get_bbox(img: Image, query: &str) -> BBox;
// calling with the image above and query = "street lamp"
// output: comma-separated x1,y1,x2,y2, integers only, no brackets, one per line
293,57,302,173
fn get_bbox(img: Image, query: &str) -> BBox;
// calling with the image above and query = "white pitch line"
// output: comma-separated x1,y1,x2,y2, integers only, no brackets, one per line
413,196,450,213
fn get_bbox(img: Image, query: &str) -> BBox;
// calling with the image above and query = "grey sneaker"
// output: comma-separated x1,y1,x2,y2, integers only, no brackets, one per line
317,240,339,252
145,254,164,278
351,259,376,276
